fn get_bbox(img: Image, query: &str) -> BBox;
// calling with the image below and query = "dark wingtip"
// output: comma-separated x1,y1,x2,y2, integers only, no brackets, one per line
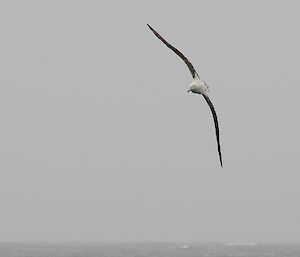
219,152,223,168
147,23,153,31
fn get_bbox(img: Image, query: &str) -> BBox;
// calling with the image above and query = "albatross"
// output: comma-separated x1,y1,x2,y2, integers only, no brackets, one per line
147,24,223,167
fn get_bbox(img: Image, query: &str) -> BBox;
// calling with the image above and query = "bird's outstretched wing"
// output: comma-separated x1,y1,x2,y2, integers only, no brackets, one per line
147,24,199,78
202,94,223,167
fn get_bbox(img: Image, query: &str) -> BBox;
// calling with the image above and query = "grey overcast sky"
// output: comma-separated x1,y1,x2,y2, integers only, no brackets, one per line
0,0,300,242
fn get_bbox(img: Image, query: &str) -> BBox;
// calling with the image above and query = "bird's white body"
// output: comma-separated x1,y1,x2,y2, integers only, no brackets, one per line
189,76,209,96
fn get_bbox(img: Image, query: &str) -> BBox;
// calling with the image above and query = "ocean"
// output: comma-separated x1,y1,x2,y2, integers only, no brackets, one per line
0,242,299,257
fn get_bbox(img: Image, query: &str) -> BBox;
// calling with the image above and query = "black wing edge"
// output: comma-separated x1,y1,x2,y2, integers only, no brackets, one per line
147,24,198,78
202,94,223,167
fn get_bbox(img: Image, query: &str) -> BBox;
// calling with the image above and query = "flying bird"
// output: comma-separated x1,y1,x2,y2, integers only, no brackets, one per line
147,24,223,167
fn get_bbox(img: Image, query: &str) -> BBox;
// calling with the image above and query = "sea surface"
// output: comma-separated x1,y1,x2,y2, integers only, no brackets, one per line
0,242,300,257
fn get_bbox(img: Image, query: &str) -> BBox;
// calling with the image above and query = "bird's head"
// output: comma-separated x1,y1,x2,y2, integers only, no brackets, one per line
187,83,196,93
